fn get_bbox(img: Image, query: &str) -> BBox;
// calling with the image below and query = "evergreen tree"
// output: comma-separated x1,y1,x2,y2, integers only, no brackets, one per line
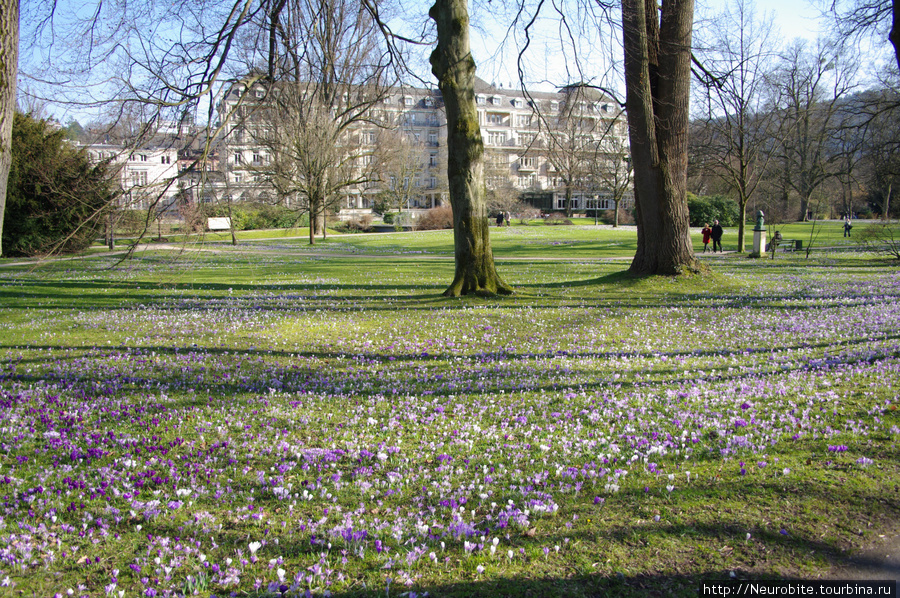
3,112,115,256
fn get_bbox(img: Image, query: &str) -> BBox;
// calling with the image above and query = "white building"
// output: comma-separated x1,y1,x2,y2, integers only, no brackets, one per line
216,77,632,220
86,144,180,212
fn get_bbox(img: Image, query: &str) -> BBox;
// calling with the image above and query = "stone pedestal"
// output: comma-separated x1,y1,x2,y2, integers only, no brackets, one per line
752,228,766,257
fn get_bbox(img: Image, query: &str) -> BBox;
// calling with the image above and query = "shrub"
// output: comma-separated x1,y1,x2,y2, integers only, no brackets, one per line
3,112,115,256
416,205,454,230
336,215,373,233
203,203,303,231
543,212,574,225
686,194,740,227
859,223,900,260
515,206,541,224
116,210,152,237
596,208,635,226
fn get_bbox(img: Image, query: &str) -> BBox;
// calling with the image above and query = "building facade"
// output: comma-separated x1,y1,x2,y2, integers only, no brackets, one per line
86,78,632,222
86,144,180,212
215,77,632,220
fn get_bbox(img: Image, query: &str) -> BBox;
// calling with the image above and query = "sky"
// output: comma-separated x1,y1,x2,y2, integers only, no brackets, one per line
24,0,884,125
740,0,826,39
466,0,833,95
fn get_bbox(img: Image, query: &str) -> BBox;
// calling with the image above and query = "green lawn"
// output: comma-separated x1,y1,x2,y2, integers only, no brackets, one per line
0,228,897,597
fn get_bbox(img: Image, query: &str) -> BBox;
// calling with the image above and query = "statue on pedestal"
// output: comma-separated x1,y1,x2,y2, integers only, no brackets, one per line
755,210,765,231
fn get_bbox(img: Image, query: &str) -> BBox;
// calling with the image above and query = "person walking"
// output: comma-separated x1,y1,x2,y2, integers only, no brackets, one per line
701,223,712,253
843,217,852,237
711,220,724,252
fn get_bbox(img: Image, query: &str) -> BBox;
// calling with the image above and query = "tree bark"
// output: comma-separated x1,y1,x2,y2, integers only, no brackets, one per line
429,0,511,296
0,0,19,257
622,0,701,276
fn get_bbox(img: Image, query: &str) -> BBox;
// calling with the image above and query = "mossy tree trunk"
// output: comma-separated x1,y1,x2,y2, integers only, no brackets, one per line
622,0,701,276
0,0,19,257
429,0,512,297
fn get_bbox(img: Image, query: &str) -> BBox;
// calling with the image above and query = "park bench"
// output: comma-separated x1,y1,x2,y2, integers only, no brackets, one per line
767,238,803,252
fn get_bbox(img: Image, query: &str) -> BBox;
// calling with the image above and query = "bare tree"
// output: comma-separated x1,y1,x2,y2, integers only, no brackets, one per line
622,0,699,275
861,89,900,217
768,39,859,221
540,85,604,218
429,0,511,296
227,0,392,245
826,0,899,70
483,150,520,218
372,126,428,223
590,123,633,227
692,0,779,251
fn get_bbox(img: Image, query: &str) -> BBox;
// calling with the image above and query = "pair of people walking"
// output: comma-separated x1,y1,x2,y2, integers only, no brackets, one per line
701,220,724,253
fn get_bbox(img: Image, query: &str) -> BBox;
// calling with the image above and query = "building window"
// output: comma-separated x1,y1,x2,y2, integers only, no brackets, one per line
161,155,171,164
130,171,148,186
253,153,263,164
476,95,486,105
428,132,438,145
487,131,505,145
487,113,504,125
234,152,243,165
234,174,243,183
429,154,438,166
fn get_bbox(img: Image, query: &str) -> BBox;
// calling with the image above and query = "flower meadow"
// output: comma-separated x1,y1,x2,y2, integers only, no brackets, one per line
0,242,898,597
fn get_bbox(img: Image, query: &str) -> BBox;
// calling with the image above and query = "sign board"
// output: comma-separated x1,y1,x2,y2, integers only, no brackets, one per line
207,217,231,231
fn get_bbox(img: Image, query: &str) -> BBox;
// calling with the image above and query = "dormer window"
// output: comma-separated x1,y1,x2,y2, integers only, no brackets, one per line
476,95,486,105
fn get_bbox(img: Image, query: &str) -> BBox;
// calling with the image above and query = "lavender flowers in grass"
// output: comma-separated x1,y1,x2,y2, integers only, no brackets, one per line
0,248,898,596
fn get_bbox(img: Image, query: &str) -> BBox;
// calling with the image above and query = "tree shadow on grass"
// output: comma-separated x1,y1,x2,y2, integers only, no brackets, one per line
4,331,899,407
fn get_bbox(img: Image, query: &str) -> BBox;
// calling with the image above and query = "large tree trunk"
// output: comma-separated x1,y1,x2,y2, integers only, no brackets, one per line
622,0,700,276
737,199,747,252
0,0,19,257
429,0,511,297
799,193,810,221
308,196,318,246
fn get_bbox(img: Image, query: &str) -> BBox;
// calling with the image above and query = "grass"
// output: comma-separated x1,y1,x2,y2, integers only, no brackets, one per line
0,226,898,597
